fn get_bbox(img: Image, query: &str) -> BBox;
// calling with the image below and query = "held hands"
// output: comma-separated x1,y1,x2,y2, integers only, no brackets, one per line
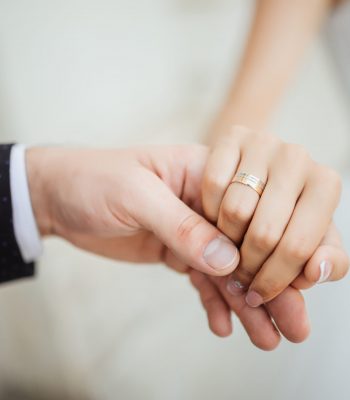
193,126,348,349
202,126,347,302
26,134,348,350
26,145,240,276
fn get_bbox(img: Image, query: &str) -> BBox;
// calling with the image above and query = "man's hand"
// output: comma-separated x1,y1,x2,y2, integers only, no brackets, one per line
190,270,310,351
25,145,240,276
189,222,348,350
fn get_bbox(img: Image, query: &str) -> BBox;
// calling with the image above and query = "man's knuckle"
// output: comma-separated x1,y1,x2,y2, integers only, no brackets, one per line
176,214,204,243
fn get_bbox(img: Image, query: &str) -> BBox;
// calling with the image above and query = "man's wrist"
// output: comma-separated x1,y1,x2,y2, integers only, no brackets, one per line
26,147,53,237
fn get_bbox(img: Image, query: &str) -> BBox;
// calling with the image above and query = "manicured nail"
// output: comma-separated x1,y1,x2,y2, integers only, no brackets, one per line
317,260,332,284
226,277,245,295
245,290,263,308
203,237,238,270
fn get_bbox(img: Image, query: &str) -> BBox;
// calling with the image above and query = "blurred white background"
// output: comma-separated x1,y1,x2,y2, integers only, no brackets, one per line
0,0,349,399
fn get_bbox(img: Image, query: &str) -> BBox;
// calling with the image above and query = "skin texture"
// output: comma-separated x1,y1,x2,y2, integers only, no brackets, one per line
26,143,348,350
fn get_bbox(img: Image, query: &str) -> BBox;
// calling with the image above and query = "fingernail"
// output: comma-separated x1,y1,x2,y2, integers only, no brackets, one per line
317,260,332,284
203,237,238,270
227,277,245,296
245,290,263,308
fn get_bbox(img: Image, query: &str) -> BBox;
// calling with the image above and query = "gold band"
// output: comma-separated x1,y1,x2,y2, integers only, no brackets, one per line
231,172,266,196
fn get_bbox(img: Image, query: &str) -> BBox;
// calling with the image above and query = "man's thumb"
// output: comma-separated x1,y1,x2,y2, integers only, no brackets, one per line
136,177,240,276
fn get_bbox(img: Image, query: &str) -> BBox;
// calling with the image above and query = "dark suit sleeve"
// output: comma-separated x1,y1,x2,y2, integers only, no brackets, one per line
0,144,34,284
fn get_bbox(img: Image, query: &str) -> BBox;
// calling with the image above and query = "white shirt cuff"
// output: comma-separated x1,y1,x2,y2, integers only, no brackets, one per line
10,144,43,263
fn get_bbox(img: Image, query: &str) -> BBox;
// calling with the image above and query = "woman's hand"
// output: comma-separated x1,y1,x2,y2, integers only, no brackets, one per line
190,270,309,351
26,145,240,276
202,126,349,307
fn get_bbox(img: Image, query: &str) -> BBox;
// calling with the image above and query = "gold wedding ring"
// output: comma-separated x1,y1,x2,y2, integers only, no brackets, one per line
231,172,266,196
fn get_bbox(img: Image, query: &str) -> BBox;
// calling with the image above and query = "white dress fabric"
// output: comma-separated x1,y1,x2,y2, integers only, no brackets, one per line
0,1,350,399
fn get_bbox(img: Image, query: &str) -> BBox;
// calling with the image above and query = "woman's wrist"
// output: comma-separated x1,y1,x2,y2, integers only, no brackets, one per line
206,102,271,145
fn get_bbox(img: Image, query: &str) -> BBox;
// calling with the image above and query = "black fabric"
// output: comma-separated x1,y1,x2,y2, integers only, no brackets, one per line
0,144,34,283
